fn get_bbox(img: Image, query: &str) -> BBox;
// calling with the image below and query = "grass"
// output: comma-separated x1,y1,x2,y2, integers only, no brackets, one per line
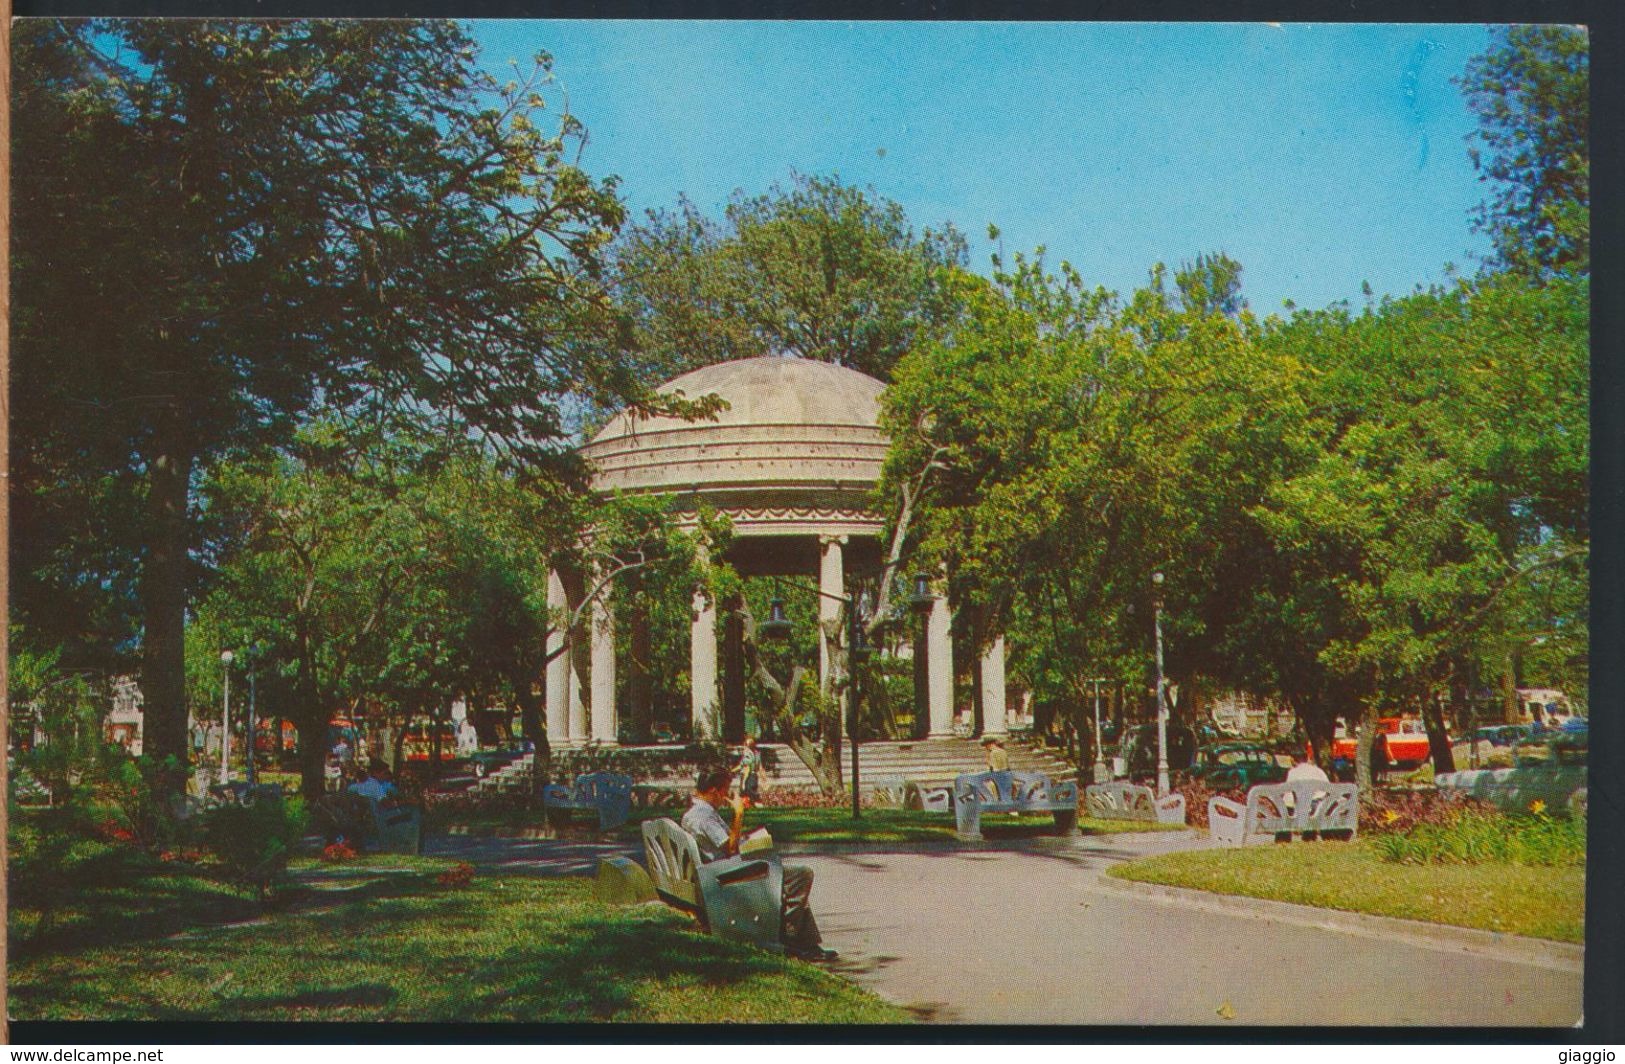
8,853,910,1023
494,806,1184,846
1108,839,1585,943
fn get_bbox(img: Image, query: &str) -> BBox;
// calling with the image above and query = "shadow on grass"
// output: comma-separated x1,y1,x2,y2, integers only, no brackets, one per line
8,857,454,968
13,863,862,1023
475,914,823,1021
8,866,264,965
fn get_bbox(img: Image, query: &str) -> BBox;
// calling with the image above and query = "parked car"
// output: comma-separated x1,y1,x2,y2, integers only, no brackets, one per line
1331,716,1435,776
1471,724,1532,748
1190,741,1289,789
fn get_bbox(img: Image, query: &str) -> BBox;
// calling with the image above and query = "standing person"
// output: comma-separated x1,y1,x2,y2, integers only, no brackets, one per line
983,735,1010,772
733,735,762,803
680,766,834,962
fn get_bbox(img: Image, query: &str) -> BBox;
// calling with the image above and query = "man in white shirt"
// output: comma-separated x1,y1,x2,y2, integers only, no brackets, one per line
681,766,833,962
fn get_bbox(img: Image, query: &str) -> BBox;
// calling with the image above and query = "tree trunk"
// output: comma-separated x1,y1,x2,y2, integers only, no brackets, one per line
627,588,654,744
139,432,194,790
1354,702,1380,792
1500,650,1522,725
1422,694,1456,775
736,601,843,796
296,703,328,800
512,673,552,794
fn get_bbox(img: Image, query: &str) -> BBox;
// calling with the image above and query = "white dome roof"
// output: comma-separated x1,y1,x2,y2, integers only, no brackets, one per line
581,357,890,537
591,356,885,438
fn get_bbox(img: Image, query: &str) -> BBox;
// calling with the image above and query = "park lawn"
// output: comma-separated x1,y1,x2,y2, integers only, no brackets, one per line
1108,840,1585,943
613,806,1182,845
9,855,909,1023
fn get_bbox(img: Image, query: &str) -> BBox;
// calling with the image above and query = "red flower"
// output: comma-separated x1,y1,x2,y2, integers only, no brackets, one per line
321,841,358,863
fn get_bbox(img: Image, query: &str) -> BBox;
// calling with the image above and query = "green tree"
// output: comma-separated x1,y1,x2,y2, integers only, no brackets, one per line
612,173,969,382
1255,275,1588,782
11,21,645,785
1457,25,1589,277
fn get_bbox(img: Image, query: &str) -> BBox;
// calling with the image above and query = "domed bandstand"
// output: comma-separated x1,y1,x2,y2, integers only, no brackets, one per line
541,355,1011,747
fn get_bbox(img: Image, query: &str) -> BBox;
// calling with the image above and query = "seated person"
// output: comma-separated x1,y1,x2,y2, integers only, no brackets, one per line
680,766,835,962
348,759,399,805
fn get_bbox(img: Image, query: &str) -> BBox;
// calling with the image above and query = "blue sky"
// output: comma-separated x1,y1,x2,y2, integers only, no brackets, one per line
471,21,1495,315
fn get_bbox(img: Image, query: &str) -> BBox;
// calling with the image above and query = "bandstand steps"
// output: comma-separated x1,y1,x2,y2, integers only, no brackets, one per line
471,737,1077,794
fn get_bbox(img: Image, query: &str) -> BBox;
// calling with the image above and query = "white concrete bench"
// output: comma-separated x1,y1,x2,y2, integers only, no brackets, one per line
1208,781,1359,846
542,771,633,831
1435,745,1587,815
953,770,1078,839
640,818,784,951
1085,781,1187,825
903,781,954,812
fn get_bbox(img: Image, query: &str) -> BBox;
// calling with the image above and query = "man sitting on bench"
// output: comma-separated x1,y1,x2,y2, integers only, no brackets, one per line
680,766,836,962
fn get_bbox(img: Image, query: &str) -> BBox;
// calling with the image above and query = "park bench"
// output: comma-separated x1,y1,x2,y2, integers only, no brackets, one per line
1434,735,1587,815
952,770,1078,839
542,771,634,832
209,781,285,807
640,818,784,950
1208,780,1359,846
903,781,954,812
319,791,423,854
1084,781,1187,825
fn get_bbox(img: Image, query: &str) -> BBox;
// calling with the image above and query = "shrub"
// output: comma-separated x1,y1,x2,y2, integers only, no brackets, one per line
753,786,853,808
1371,808,1585,867
202,796,309,901
1359,788,1499,835
96,754,203,854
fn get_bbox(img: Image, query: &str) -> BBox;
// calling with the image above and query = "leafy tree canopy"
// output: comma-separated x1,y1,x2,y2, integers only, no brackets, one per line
611,172,969,383
1457,24,1589,278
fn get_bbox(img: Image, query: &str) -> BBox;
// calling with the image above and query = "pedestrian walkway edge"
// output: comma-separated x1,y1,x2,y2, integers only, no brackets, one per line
1092,873,1584,974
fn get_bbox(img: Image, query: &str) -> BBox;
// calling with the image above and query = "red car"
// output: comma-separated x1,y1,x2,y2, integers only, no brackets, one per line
1332,717,1435,770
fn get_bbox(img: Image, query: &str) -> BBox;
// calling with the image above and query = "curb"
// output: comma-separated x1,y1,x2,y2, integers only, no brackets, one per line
1092,873,1584,973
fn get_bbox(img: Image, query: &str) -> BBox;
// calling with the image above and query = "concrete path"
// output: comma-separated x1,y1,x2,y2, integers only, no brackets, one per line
795,835,1582,1026
422,829,1583,1027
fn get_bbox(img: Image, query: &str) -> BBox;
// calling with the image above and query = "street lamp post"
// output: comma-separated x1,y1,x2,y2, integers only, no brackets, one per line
246,667,258,787
219,649,235,786
1152,572,1169,796
1090,677,1110,784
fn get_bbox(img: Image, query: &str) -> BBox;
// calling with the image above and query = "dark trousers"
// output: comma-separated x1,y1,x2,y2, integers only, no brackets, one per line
781,863,821,951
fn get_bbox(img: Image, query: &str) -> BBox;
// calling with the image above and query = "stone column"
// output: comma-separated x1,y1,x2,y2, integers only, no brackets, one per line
545,570,570,746
691,586,719,739
980,635,1008,737
590,581,618,745
926,589,954,739
818,534,847,688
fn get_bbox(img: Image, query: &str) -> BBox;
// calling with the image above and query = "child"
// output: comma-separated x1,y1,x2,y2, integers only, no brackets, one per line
733,735,762,803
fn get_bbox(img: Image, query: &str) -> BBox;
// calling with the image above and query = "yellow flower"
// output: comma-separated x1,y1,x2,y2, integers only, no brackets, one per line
1529,799,1547,815
1383,809,1400,823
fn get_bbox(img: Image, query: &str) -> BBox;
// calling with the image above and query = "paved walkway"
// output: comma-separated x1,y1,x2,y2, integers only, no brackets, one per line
424,829,1583,1027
